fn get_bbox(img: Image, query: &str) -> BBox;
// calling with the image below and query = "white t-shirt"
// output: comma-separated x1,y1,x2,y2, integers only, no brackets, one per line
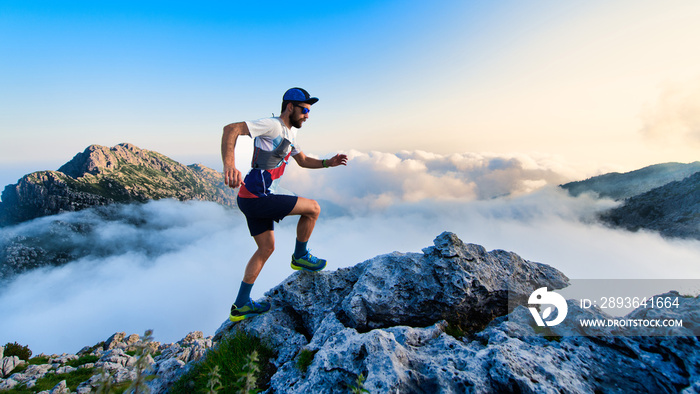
245,117,301,156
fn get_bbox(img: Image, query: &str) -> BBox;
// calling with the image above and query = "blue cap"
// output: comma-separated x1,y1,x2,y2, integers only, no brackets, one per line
283,87,319,104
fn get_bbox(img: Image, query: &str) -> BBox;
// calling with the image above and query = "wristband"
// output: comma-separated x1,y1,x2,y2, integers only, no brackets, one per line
322,159,329,168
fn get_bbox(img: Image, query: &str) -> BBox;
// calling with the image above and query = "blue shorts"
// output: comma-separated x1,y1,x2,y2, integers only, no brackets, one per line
237,194,299,236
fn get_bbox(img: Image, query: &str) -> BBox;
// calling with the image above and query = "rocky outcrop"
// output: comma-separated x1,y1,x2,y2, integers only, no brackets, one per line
0,143,236,226
213,232,572,392
0,330,213,392
210,232,700,393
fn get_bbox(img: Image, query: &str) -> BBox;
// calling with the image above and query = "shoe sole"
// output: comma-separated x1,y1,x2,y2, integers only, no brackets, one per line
229,311,267,322
291,260,326,272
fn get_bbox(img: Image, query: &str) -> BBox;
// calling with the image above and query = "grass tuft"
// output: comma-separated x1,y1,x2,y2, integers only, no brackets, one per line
170,330,275,394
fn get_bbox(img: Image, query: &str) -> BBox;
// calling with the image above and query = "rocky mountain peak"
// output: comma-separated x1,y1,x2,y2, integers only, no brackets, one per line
58,143,174,178
0,143,236,226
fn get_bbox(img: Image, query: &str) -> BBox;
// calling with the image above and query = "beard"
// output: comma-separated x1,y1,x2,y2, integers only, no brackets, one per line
291,115,305,128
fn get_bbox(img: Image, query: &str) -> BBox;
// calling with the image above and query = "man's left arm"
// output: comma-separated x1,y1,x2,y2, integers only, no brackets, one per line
293,152,348,169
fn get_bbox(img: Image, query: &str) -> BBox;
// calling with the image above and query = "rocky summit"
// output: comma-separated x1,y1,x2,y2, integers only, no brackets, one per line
2,232,699,393
0,143,236,226
210,232,700,393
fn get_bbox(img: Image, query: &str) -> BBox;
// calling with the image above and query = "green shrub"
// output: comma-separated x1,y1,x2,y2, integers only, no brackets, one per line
3,342,32,361
296,349,317,373
28,356,50,365
170,331,275,394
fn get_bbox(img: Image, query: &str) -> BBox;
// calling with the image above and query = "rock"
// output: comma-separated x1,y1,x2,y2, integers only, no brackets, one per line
225,231,568,338
181,331,203,344
104,332,127,350
25,364,53,379
76,382,93,394
212,232,700,393
49,380,70,394
49,354,78,365
0,378,18,390
148,358,188,394
125,333,140,347
55,366,77,374
1,356,22,377
96,348,136,369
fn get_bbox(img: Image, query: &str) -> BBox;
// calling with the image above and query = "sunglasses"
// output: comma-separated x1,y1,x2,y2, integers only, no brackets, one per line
294,104,310,114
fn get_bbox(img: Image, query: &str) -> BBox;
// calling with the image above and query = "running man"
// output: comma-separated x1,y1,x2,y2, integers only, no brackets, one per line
222,87,348,322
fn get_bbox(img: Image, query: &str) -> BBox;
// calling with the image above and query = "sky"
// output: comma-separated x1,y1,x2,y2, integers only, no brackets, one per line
1,1,700,354
1,0,700,190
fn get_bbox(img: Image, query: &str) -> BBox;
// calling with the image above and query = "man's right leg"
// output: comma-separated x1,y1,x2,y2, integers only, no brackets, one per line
289,197,327,271
230,230,275,322
289,197,321,246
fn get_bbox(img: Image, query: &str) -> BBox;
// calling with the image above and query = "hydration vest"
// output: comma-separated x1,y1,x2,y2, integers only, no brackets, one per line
251,138,293,170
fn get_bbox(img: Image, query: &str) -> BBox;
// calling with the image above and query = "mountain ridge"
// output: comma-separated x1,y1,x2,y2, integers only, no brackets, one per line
560,161,700,200
0,143,236,226
560,161,700,239
601,171,700,240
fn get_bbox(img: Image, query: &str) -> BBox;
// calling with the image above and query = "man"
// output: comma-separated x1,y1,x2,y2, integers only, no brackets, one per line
222,87,348,322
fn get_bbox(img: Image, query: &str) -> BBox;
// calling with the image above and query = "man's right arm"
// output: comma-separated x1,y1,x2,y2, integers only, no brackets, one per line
221,122,250,188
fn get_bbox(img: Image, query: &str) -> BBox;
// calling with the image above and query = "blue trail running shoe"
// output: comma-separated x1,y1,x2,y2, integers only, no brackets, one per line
229,298,271,322
291,251,327,272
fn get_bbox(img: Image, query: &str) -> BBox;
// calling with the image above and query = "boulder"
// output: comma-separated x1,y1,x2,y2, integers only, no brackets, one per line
49,380,70,394
213,232,700,393
104,332,127,350
1,356,22,377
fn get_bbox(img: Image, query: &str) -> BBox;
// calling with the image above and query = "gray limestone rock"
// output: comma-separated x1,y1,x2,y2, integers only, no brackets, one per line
48,379,70,394
211,232,700,393
1,356,22,377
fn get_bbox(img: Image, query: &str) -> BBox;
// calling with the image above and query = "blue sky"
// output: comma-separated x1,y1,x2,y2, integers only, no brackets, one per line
2,0,700,188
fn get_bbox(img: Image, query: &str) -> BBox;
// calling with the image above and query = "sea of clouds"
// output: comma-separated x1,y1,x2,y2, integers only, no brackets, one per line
1,150,700,355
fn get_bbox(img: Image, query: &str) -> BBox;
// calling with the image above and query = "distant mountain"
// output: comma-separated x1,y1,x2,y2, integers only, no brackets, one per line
560,162,700,200
0,143,236,226
560,161,700,240
600,171,700,240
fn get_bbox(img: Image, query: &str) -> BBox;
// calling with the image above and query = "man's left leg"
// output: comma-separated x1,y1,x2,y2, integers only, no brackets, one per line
230,230,275,322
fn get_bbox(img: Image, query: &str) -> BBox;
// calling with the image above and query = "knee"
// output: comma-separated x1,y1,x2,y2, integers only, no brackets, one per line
258,243,275,258
309,199,321,219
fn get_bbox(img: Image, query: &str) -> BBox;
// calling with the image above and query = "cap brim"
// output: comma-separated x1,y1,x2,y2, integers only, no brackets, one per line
305,97,319,105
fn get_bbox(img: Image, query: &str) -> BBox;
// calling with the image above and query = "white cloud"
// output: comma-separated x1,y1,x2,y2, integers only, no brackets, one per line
284,150,579,213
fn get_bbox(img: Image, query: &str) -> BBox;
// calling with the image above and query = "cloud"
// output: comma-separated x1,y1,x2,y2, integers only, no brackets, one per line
1,151,699,355
640,77,700,146
284,150,579,213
